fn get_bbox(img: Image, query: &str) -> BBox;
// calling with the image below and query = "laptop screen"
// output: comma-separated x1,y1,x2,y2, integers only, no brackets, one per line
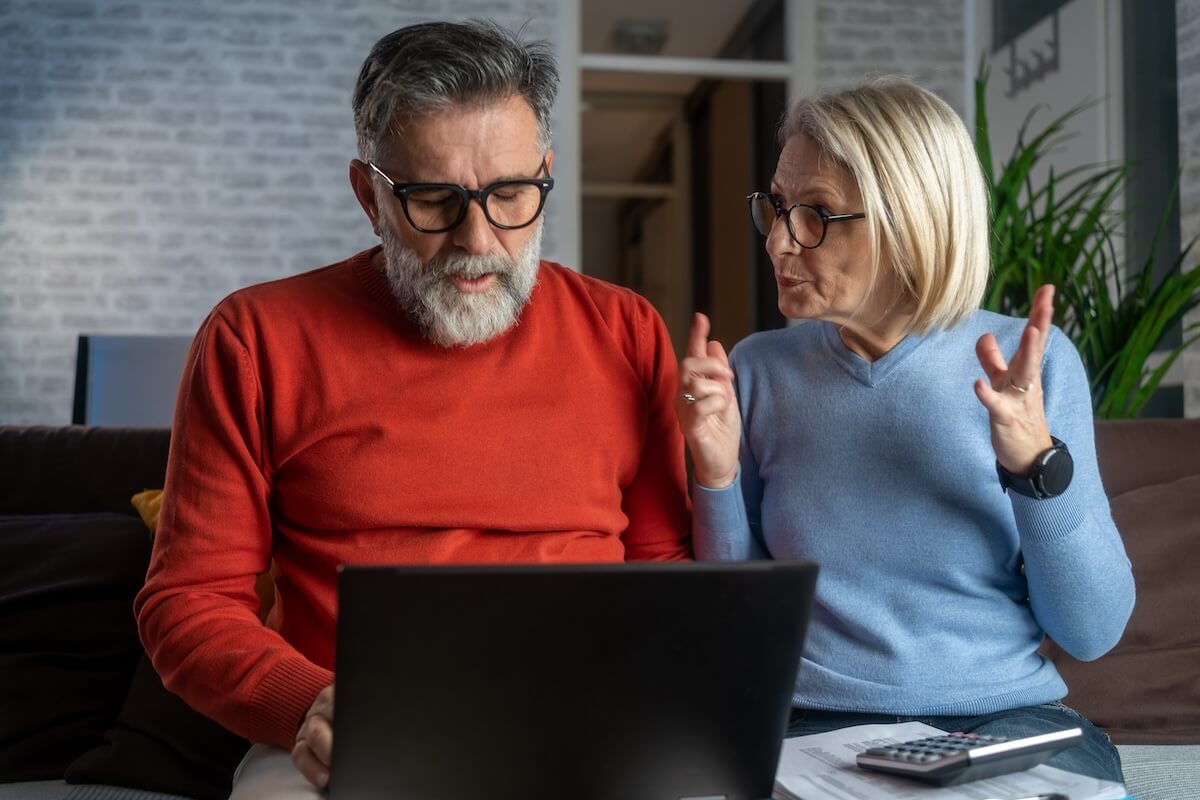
331,561,817,800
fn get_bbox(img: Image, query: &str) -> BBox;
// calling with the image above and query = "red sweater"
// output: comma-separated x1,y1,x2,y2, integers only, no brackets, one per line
135,248,691,749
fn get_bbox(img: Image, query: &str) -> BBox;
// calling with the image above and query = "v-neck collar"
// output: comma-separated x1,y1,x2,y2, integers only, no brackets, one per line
818,320,926,387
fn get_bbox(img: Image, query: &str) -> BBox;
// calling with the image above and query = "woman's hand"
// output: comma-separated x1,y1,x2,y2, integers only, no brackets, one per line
292,683,335,789
974,284,1056,475
676,313,742,488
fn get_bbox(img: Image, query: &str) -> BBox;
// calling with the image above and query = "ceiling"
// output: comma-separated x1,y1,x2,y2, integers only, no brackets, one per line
578,0,760,184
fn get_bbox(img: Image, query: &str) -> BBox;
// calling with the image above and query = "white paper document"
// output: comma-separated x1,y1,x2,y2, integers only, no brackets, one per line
773,722,1127,800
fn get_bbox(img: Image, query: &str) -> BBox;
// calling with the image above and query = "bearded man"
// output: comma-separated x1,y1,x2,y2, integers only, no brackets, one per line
135,20,691,798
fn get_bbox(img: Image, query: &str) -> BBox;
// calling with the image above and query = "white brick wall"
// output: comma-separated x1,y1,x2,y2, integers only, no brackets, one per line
21,0,1200,422
0,0,567,424
1178,0,1200,416
817,0,964,115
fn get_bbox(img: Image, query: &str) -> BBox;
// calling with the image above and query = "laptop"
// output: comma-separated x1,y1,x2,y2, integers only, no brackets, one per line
331,560,818,800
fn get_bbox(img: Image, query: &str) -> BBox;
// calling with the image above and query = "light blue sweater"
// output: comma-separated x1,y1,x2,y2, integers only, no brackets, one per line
693,312,1135,716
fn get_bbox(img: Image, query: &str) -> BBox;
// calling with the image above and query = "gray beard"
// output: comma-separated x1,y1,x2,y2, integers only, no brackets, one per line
378,219,542,348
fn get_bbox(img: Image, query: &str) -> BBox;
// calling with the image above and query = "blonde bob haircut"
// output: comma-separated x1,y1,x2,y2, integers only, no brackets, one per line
780,76,990,333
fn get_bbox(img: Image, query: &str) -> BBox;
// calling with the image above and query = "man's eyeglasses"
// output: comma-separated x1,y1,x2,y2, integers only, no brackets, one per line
368,159,554,233
747,192,865,249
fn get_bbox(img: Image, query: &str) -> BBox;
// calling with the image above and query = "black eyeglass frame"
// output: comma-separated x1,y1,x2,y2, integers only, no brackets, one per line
746,191,866,249
368,160,554,233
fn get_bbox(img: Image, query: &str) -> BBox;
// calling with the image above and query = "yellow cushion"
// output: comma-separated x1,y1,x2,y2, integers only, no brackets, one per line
130,489,163,533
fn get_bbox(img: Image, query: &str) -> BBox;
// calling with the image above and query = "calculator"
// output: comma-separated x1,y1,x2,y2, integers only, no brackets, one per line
855,727,1084,786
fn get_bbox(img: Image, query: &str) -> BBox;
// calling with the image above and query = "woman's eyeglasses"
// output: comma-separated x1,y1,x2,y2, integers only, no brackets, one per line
747,192,865,249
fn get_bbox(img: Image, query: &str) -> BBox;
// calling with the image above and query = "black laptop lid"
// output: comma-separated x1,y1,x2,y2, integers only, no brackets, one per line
331,560,817,800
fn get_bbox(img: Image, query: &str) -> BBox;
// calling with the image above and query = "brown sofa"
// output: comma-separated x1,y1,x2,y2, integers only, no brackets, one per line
1,420,1197,799
1041,419,1200,799
0,425,246,800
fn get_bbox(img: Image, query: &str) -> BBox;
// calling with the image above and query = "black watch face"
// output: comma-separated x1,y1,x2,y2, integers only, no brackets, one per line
1040,447,1074,496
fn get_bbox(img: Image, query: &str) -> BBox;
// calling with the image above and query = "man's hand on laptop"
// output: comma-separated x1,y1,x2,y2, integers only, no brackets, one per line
292,683,335,789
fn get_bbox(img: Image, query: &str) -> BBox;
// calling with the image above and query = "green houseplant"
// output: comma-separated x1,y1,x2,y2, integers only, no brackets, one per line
973,70,1200,418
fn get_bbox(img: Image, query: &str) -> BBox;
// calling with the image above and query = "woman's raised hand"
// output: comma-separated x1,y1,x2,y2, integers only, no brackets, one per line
676,313,742,488
974,284,1057,475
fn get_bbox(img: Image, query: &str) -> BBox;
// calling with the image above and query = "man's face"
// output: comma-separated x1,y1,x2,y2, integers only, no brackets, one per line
352,95,553,347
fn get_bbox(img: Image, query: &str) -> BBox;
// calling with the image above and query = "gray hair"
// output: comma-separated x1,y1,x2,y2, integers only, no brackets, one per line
352,19,559,162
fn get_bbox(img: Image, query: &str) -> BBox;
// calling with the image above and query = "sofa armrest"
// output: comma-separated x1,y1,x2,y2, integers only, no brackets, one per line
1043,419,1200,749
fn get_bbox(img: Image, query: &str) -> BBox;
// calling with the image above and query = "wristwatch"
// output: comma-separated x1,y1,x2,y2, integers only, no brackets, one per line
996,437,1074,499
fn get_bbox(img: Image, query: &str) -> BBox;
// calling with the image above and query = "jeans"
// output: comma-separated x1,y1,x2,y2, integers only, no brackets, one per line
786,701,1124,783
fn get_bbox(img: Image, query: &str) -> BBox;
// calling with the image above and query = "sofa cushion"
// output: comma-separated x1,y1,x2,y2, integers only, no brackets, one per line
1045,473,1200,744
0,513,150,781
65,654,249,800
0,782,196,800
1117,744,1200,800
61,488,250,799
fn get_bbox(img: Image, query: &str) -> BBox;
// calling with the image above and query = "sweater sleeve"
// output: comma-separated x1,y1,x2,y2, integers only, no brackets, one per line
134,307,333,749
617,297,692,561
1010,327,1135,661
692,360,770,561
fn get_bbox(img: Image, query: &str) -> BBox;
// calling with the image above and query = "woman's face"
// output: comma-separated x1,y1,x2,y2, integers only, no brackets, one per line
766,134,899,337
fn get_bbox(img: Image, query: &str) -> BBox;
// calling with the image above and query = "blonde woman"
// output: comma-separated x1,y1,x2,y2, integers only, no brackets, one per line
677,77,1133,782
